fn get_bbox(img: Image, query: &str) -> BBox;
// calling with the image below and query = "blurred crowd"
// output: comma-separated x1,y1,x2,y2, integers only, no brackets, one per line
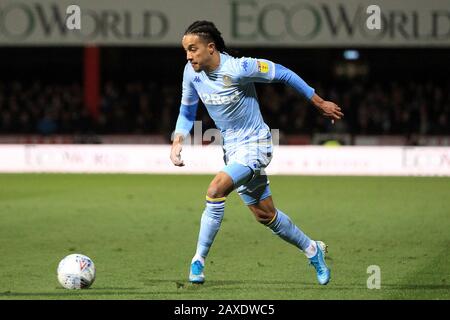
0,79,449,137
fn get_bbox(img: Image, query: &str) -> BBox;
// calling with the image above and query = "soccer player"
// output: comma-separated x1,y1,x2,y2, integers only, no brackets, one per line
170,21,343,285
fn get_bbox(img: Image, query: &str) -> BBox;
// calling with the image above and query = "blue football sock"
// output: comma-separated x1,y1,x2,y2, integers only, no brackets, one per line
267,209,311,251
195,196,226,258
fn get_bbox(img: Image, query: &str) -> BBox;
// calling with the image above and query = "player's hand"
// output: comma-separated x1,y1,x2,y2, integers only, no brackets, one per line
170,142,185,167
317,101,344,121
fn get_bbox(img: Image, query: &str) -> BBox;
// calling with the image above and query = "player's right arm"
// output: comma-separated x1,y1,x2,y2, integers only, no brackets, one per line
171,64,199,167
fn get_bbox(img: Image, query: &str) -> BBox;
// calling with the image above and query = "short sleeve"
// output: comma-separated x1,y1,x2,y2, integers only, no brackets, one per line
236,57,276,84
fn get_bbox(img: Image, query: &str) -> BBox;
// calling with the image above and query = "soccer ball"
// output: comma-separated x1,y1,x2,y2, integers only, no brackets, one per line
57,253,96,289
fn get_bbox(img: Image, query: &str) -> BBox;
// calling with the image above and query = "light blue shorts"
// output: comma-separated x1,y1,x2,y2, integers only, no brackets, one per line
220,131,273,205
221,162,272,206
222,139,272,206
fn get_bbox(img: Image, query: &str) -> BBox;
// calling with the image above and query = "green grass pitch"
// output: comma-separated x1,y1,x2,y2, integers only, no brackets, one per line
0,174,449,300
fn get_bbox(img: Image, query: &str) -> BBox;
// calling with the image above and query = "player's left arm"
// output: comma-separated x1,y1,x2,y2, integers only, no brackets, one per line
238,58,343,121
273,63,344,121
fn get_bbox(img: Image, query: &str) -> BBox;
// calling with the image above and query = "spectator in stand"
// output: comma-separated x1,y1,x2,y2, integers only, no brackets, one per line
0,80,448,138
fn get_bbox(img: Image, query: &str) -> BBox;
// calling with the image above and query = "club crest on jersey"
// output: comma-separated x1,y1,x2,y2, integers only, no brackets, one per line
223,75,232,87
257,61,269,73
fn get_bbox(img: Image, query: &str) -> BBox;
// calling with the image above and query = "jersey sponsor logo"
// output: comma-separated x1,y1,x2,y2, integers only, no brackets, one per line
193,76,201,83
257,61,269,73
201,92,240,105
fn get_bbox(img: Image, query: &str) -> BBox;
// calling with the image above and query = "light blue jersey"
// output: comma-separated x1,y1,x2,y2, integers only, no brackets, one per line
181,53,274,145
175,52,314,171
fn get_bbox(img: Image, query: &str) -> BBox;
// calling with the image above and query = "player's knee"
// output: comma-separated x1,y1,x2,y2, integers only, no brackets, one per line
251,207,276,225
206,183,226,199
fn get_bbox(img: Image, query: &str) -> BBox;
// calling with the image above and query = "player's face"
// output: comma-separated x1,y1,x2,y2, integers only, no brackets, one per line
182,34,214,72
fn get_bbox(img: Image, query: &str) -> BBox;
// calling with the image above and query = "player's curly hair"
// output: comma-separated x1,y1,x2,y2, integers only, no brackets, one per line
184,21,227,53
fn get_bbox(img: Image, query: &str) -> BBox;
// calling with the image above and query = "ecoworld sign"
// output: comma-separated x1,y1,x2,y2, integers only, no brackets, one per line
230,0,450,45
0,0,449,46
0,1,169,43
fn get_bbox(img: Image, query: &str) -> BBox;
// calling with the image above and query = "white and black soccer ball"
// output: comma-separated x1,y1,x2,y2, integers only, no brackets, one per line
57,253,96,289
